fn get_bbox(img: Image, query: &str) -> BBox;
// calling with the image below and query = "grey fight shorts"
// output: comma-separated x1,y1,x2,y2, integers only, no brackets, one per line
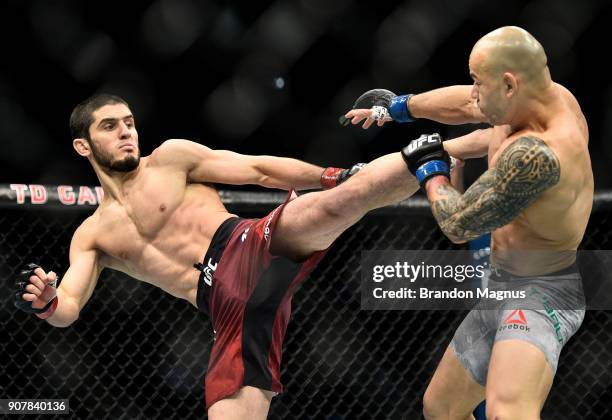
451,265,585,386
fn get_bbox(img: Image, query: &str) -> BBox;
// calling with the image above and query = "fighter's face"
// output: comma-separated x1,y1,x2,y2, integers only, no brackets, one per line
88,103,140,172
469,51,509,125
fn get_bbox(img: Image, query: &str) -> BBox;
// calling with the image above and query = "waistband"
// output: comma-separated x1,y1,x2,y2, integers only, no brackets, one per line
489,262,580,282
195,216,243,314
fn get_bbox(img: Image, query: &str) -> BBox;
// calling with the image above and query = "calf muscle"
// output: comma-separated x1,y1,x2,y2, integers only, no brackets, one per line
271,152,419,260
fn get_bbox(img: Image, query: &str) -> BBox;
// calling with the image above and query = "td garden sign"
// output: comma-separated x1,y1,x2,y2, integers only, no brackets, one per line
0,184,289,209
2,184,104,207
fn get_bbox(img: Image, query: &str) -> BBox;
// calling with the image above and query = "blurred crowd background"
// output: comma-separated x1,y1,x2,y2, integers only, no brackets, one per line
0,0,610,188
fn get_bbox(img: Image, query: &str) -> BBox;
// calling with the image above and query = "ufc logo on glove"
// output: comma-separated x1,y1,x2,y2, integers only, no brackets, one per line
407,134,442,154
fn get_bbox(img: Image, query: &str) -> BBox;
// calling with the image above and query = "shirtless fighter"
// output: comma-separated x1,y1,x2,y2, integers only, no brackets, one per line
13,92,447,419
345,26,592,419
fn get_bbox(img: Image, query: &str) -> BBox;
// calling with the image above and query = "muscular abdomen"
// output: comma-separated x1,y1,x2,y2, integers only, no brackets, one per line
101,183,236,306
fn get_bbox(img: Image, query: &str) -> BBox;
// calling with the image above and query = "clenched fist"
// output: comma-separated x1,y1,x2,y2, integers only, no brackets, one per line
14,263,58,316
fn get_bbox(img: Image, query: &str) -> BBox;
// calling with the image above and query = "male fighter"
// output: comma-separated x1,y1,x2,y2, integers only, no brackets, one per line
346,26,592,420
13,93,479,419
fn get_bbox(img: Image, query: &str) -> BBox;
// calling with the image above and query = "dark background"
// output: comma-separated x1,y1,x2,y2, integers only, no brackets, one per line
0,0,610,188
2,2,612,418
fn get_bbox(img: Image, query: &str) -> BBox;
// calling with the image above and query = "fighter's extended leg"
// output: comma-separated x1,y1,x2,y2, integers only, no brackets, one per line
207,386,275,420
271,152,419,259
423,346,485,420
485,340,553,420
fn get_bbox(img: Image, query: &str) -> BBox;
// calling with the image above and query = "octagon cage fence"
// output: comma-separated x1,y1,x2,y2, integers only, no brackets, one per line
1,184,611,419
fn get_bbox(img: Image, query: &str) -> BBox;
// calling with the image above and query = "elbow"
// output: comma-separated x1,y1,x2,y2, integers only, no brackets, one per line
438,224,470,244
257,174,271,187
251,159,275,189
447,234,469,245
258,175,290,190
253,169,284,190
46,313,78,328
441,228,468,244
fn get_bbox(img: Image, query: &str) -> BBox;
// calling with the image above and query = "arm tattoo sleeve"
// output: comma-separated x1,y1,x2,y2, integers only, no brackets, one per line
429,135,560,242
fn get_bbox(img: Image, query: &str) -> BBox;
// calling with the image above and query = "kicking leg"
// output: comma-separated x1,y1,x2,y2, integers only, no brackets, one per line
271,152,419,259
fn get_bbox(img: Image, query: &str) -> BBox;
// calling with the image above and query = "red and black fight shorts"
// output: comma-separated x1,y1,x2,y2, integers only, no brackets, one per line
195,191,327,409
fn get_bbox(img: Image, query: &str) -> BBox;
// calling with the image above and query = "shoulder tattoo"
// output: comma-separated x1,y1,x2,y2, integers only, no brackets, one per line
495,135,560,197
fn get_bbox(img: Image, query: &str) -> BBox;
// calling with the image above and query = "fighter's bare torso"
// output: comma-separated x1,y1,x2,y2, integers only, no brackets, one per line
487,83,593,272
80,150,234,307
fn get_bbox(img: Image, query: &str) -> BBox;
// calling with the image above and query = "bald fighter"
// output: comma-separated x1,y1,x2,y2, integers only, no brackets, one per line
13,93,474,419
346,26,592,419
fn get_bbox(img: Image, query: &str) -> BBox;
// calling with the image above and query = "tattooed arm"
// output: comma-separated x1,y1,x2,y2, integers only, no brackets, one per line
424,135,561,243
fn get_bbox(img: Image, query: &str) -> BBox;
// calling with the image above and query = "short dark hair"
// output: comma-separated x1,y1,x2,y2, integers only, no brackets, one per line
70,93,129,140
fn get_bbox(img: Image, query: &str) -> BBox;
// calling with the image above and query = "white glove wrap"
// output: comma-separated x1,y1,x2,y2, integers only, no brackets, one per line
371,106,391,121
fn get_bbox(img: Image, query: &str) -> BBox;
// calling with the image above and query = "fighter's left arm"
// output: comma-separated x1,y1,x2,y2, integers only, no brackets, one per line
424,135,560,243
156,139,351,190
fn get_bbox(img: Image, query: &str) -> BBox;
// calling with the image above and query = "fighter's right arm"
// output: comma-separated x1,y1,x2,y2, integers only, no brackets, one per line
345,86,487,128
18,223,102,328
408,86,486,125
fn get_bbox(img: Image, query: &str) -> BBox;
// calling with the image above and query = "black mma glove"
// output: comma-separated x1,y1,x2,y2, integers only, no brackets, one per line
339,89,416,126
400,133,451,186
14,263,58,317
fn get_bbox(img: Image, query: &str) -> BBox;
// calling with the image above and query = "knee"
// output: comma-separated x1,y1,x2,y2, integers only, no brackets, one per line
485,400,511,420
485,396,540,420
320,182,366,219
422,387,447,420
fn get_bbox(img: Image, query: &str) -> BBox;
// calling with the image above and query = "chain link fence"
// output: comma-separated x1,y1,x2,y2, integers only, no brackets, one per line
1,190,611,419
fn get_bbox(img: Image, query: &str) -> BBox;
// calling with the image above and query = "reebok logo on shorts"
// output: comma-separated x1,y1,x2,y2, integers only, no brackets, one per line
498,309,530,332
504,309,528,325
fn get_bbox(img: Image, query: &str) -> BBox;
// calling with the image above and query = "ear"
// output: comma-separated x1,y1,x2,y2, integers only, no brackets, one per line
503,72,518,97
73,138,91,157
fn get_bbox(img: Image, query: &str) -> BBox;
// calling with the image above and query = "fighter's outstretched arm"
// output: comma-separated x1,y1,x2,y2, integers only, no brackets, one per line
157,139,334,190
16,222,102,327
345,85,487,128
424,135,560,243
408,85,486,125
